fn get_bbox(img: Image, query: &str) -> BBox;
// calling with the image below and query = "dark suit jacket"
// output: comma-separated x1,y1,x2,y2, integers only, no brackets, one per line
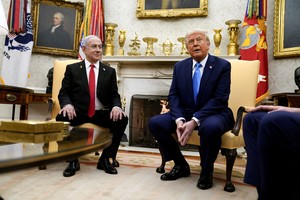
168,54,233,123
58,60,121,116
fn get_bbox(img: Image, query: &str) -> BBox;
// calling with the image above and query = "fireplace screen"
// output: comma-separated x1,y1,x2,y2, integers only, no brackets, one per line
129,94,168,148
129,94,198,151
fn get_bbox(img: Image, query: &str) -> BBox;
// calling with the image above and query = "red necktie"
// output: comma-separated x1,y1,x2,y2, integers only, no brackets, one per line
88,64,95,117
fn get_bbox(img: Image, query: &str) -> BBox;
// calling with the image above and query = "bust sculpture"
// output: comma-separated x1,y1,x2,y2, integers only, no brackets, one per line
295,67,300,92
46,67,54,94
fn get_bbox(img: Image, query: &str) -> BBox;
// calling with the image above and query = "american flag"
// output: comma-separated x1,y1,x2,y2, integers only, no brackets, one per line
78,0,105,60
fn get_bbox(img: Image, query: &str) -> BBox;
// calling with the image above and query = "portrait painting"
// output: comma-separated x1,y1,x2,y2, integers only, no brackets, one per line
273,0,300,58
137,0,208,18
32,0,83,57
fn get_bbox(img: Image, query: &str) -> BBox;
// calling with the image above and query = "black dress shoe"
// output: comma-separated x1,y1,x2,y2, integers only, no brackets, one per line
63,161,80,177
160,164,190,181
197,171,213,190
97,158,118,174
112,159,119,168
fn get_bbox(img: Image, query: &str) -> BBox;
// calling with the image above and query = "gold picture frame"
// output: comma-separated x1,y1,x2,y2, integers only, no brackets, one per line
32,0,83,57
136,0,208,18
273,0,300,58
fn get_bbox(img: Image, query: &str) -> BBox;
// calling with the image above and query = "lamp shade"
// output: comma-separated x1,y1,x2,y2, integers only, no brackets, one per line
0,0,8,35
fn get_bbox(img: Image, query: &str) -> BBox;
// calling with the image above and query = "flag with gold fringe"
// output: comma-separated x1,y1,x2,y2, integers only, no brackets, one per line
240,0,268,103
78,0,104,60
0,0,33,87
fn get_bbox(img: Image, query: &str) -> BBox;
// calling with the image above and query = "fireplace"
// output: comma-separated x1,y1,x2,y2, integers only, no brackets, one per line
129,94,168,148
129,94,198,151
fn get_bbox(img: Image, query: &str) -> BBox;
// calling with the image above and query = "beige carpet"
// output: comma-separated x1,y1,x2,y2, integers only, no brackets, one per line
80,149,246,184
0,149,257,200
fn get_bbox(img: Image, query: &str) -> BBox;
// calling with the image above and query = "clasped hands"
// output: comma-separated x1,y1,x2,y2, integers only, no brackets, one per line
176,120,198,146
59,104,126,121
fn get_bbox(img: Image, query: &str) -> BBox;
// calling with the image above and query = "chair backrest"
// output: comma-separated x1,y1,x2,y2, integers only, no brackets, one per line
228,60,260,120
50,59,81,119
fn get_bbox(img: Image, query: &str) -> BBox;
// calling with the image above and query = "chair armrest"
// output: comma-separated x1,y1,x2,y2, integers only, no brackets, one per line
231,106,256,136
230,106,248,136
231,106,245,136
46,97,55,121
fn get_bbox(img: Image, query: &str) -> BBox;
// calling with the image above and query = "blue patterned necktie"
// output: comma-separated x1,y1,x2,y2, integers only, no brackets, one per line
193,63,202,103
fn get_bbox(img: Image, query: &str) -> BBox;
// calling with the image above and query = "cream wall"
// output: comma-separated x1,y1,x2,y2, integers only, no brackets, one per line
1,0,300,94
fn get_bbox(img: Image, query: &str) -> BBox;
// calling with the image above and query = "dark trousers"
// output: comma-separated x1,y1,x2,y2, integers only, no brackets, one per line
148,112,232,172
56,110,128,160
243,111,300,200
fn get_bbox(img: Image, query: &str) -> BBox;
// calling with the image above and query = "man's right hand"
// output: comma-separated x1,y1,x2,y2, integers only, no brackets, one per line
176,120,197,146
59,104,76,120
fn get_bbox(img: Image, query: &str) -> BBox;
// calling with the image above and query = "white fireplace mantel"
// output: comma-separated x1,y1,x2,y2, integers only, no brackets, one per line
103,55,240,66
102,55,240,80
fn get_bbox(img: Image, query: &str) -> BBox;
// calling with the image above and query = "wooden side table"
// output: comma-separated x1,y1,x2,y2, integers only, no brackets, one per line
269,92,300,108
0,84,51,120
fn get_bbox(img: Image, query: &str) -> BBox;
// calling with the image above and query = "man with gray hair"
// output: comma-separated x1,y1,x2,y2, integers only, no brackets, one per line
57,35,128,177
149,30,234,190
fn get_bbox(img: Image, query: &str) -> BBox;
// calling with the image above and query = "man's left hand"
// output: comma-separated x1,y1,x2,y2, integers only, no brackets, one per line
110,106,126,121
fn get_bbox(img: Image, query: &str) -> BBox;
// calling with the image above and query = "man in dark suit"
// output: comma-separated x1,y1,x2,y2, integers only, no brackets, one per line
56,35,128,177
243,105,300,199
37,12,72,49
148,30,234,190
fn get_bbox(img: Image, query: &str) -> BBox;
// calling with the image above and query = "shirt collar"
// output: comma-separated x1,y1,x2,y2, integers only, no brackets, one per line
84,60,99,69
192,54,209,69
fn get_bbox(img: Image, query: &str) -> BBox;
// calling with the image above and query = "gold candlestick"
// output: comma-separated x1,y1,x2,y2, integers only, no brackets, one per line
118,30,126,56
143,37,158,56
177,37,189,55
225,19,241,56
213,29,222,56
104,23,118,56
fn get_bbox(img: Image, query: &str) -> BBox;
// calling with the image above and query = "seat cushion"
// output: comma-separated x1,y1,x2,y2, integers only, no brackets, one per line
187,130,245,149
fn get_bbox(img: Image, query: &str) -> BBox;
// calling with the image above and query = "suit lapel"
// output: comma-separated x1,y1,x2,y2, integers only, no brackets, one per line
185,58,194,96
97,62,106,93
198,55,215,98
80,61,89,92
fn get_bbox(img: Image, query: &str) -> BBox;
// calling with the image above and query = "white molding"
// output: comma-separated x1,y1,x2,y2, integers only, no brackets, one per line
103,55,240,64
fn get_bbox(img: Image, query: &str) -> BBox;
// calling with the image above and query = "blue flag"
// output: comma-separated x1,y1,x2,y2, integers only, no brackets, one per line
1,0,33,87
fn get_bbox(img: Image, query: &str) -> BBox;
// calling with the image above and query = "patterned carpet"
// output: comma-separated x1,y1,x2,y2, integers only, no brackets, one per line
79,149,246,184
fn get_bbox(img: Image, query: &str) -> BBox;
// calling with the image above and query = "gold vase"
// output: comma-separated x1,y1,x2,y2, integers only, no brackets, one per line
213,29,222,56
177,37,189,55
225,19,241,56
143,37,158,56
104,23,118,56
118,30,126,56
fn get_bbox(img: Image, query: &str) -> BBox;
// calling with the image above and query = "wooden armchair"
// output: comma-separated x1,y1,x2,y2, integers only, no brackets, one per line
156,60,260,192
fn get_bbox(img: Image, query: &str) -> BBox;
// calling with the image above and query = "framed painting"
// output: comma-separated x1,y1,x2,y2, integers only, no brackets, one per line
32,0,84,57
136,0,208,18
274,0,300,58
